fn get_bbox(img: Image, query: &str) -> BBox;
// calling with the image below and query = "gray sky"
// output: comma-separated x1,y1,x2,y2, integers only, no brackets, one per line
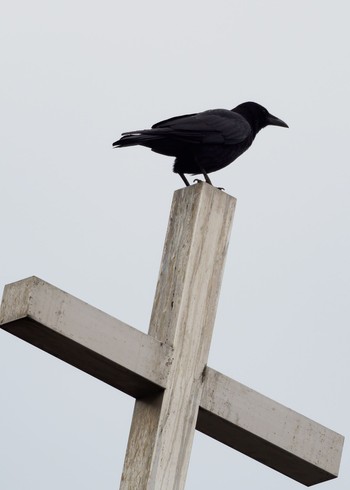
1,1,349,488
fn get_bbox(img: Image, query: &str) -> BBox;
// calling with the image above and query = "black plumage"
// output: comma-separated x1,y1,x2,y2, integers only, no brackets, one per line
113,102,288,186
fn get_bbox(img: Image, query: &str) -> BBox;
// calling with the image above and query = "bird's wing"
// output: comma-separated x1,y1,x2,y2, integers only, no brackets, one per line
151,109,251,145
152,113,198,128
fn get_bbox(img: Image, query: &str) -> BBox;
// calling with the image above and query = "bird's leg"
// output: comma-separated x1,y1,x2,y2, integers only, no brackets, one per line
196,170,225,190
193,157,213,186
179,173,190,187
197,163,225,190
200,168,213,185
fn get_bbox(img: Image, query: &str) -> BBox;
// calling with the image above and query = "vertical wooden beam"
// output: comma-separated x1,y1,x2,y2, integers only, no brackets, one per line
120,183,236,489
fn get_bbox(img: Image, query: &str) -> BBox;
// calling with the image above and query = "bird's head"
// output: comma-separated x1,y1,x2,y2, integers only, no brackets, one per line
232,102,288,134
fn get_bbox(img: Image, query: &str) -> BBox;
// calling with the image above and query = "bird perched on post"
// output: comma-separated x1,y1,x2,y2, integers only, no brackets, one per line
113,102,288,187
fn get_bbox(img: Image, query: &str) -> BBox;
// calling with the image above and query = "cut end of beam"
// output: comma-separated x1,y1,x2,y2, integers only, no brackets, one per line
198,368,344,486
0,276,171,398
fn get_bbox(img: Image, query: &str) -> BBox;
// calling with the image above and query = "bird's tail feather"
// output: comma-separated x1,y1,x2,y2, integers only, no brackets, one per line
113,130,164,148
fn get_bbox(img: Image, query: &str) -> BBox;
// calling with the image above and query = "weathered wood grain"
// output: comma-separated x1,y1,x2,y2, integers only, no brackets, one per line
198,368,344,486
120,183,236,489
0,276,172,397
0,182,344,489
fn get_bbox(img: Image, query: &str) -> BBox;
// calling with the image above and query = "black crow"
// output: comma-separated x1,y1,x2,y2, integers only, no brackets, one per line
113,102,288,186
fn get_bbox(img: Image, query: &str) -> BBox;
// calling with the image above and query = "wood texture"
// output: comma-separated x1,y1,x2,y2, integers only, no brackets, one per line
198,368,344,485
0,182,344,488
120,183,236,489
0,276,344,485
0,276,172,397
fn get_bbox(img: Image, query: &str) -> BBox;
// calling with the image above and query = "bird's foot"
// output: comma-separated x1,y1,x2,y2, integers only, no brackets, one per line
193,179,215,186
193,179,225,191
193,179,224,190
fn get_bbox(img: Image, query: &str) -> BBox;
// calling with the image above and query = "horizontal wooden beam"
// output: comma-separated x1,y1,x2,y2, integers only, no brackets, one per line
198,368,344,486
0,276,172,398
0,276,344,485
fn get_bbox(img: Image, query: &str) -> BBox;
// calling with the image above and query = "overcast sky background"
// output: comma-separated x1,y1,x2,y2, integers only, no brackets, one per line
1,1,349,489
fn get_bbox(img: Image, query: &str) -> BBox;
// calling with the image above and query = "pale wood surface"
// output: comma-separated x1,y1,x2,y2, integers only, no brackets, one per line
0,182,344,488
121,183,236,490
1,281,343,485
198,368,344,486
0,276,172,397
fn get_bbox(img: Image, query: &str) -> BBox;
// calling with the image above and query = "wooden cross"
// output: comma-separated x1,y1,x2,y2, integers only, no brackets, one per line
0,183,343,489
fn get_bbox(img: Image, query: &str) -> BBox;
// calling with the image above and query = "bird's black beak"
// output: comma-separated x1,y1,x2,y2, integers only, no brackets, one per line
266,113,289,128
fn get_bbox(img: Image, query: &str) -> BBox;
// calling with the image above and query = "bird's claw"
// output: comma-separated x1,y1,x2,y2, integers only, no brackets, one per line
193,179,224,191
